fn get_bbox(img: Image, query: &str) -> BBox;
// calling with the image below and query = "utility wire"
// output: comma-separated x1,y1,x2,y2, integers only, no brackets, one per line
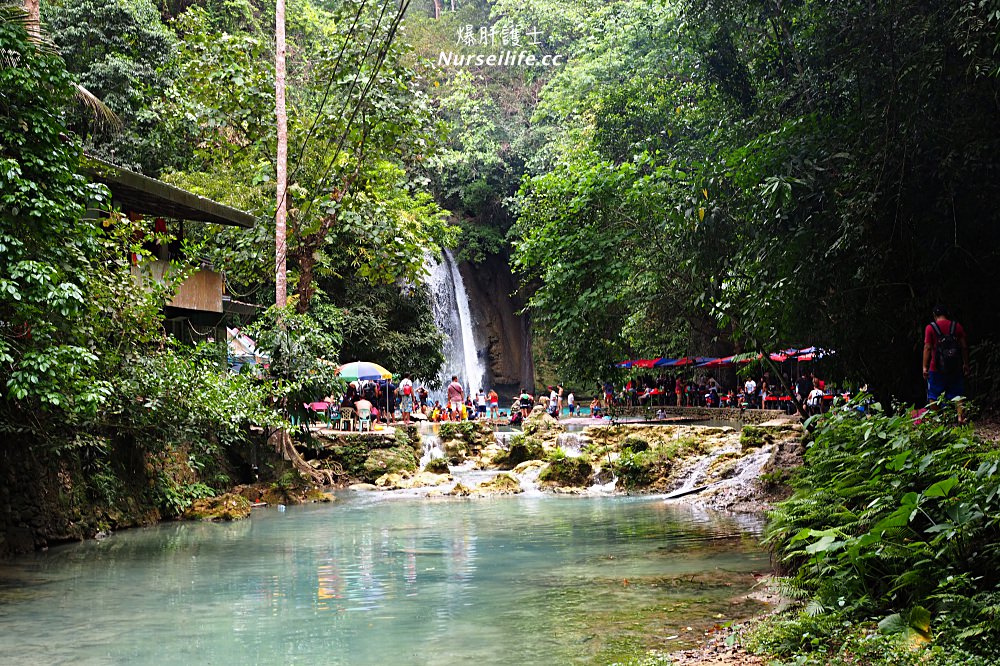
297,0,411,226
286,0,371,186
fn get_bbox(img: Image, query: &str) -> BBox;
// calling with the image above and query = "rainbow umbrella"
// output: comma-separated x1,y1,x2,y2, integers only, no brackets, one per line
336,361,392,381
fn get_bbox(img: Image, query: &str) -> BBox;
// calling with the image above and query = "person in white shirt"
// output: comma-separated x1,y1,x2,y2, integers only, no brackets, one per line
567,391,576,416
744,378,758,409
475,389,487,419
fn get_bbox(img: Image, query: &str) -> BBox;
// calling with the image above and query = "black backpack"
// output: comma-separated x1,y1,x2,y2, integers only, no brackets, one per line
930,321,962,376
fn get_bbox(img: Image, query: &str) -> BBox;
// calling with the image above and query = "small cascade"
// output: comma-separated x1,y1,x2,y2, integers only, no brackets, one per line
419,435,444,469
493,431,516,450
729,445,775,484
556,433,584,457
587,473,617,495
513,465,544,496
424,250,486,401
676,445,740,493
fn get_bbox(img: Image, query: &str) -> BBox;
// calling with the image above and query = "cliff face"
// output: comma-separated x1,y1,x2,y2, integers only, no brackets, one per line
458,251,534,399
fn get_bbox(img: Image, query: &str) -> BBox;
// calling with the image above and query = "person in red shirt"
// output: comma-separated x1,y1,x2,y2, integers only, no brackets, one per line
922,305,970,421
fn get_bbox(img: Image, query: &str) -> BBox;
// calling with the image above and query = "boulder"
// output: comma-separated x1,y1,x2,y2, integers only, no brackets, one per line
423,457,450,474
512,459,547,475
539,456,594,487
474,472,523,495
493,435,545,469
375,471,452,490
446,483,473,497
182,493,252,521
362,445,418,482
442,438,468,464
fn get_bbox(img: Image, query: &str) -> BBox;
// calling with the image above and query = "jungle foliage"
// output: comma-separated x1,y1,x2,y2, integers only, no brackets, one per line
1,0,456,526
758,401,1000,663
504,0,1000,400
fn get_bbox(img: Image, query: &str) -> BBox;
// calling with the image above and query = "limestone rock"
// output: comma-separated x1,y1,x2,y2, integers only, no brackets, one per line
423,457,450,474
363,445,418,482
512,459,547,475
182,493,252,521
446,482,473,497
375,471,452,490
349,483,379,491
474,472,523,495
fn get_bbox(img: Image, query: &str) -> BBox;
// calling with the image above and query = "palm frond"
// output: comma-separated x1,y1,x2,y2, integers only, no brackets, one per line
73,83,122,131
2,3,121,129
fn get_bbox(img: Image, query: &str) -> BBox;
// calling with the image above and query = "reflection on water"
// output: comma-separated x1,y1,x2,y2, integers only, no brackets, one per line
0,496,768,665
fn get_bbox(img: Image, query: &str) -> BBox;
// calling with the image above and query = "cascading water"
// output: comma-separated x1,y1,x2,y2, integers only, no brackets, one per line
424,250,486,400
555,433,584,457
419,435,445,469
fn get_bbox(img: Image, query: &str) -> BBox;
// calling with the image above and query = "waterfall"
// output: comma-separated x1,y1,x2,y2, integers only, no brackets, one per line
494,431,516,449
555,433,584,457
419,435,445,469
424,250,486,399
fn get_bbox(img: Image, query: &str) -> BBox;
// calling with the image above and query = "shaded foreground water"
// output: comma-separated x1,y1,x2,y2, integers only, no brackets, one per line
0,494,769,665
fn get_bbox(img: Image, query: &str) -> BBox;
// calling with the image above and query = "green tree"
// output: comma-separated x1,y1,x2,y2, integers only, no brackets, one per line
43,0,183,173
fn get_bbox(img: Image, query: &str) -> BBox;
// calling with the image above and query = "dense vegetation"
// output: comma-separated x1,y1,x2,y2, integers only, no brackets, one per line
1,0,454,535
499,0,1000,404
749,401,1000,664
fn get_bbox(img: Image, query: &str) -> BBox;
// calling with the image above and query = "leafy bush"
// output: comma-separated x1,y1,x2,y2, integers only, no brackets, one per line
765,399,1000,659
424,457,449,474
539,455,593,486
740,426,771,450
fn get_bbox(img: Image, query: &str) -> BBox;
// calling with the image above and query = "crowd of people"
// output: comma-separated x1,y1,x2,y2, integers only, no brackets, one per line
321,365,854,431
598,370,841,415
328,374,507,426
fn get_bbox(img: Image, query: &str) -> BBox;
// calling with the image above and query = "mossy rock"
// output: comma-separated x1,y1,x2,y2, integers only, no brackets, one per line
438,420,495,453
424,457,450,474
539,456,594,487
740,425,774,450
362,445,418,483
443,439,468,464
182,493,251,521
493,435,545,469
476,472,523,495
522,412,565,443
622,435,650,453
447,482,472,496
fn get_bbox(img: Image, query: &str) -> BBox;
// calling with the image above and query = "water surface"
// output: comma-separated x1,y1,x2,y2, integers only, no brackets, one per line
0,494,768,665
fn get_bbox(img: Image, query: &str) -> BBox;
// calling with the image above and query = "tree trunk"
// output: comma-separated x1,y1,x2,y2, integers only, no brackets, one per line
275,0,288,308
269,428,332,486
24,0,40,37
432,0,441,19
294,247,316,315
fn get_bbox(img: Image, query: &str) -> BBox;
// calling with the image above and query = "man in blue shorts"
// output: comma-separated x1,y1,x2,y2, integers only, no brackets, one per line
922,305,970,421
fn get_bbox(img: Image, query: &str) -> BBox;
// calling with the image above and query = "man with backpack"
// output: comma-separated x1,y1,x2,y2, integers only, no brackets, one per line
922,305,970,421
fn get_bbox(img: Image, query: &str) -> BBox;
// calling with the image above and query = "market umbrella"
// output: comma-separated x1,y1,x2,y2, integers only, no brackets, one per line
337,361,393,422
336,361,392,381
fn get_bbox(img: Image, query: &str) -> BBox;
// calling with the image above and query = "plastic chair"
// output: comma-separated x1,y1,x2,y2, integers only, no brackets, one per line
338,407,356,431
356,406,372,432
